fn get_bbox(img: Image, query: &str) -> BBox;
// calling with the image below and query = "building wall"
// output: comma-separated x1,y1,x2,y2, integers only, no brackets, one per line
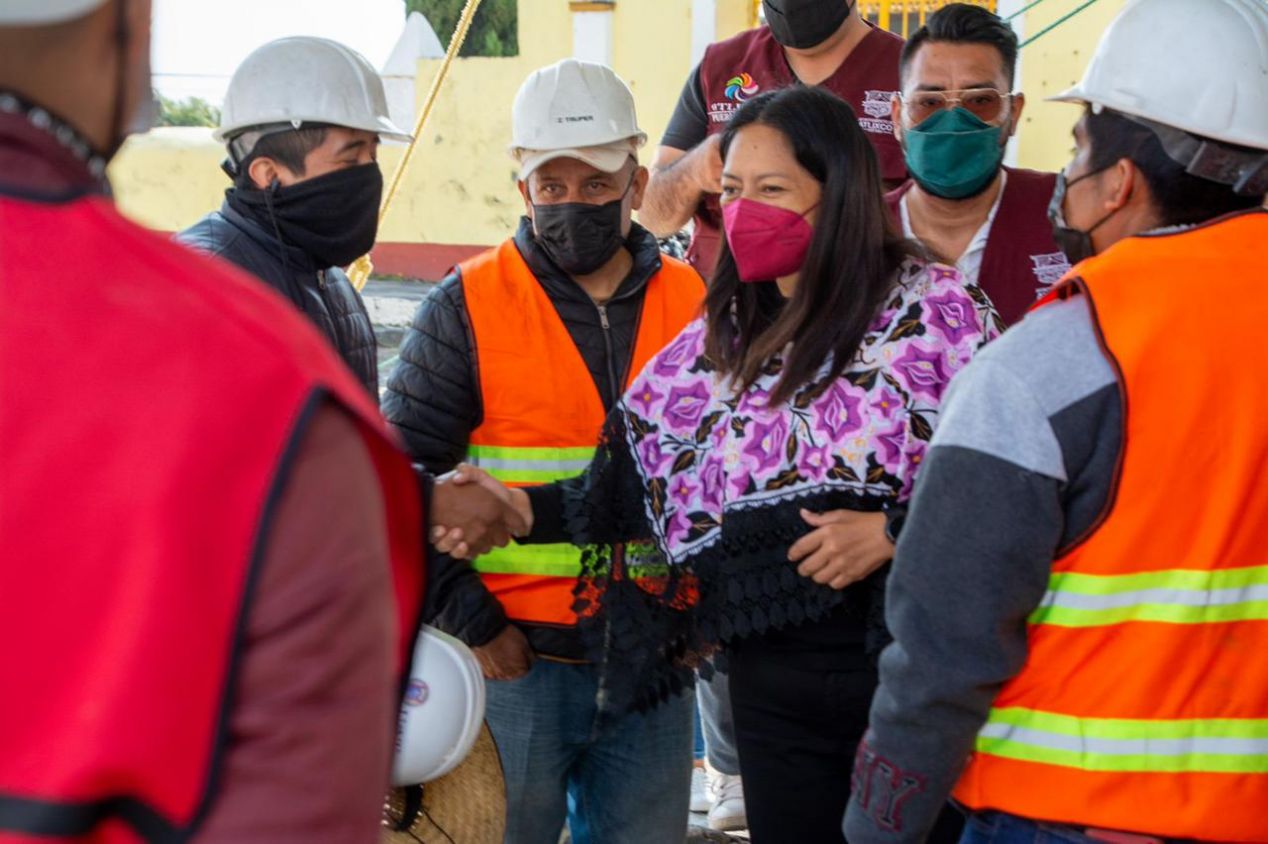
110,0,1126,278
1015,0,1128,172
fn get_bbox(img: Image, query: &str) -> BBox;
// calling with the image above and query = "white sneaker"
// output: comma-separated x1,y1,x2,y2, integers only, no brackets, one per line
705,763,746,832
690,765,712,813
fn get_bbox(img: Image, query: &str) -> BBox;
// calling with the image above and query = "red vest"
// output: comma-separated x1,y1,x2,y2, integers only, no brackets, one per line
0,195,424,842
885,168,1069,326
690,24,907,275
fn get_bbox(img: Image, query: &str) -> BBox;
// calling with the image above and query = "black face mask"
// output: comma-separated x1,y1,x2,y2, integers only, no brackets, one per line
1048,165,1117,266
229,163,383,269
531,180,633,277
763,0,852,50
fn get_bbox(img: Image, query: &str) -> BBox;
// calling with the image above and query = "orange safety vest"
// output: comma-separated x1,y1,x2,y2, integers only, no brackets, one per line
460,239,703,627
954,210,1268,841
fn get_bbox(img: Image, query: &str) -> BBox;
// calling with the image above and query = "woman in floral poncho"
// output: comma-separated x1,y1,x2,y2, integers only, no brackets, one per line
450,86,999,842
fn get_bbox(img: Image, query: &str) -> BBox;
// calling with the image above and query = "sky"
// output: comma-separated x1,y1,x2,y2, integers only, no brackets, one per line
152,0,412,105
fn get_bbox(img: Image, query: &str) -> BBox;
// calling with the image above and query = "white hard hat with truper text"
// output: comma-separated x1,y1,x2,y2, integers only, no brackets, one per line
216,36,412,151
511,58,647,179
391,626,486,786
1050,0,1268,151
0,0,105,25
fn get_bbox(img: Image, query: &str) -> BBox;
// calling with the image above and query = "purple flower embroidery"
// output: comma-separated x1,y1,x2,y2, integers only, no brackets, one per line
665,507,695,547
663,381,712,434
737,385,771,417
893,343,951,401
800,442,834,484
628,378,664,415
637,436,672,475
925,289,979,345
876,421,907,475
699,454,726,512
743,415,790,476
813,382,863,442
668,474,699,509
870,387,903,420
653,327,702,378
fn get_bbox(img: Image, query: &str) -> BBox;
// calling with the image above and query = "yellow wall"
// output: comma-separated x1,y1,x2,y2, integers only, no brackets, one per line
111,0,1123,242
1015,0,1127,172
112,0,754,244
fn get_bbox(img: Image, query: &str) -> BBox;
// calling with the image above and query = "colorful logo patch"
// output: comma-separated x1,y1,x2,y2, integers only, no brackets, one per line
725,73,760,102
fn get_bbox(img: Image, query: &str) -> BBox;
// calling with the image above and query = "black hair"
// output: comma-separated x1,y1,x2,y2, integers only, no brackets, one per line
233,125,329,190
900,3,1019,88
1086,109,1263,227
704,86,914,408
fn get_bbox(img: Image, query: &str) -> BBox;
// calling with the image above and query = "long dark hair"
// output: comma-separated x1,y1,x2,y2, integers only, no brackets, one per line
704,86,914,406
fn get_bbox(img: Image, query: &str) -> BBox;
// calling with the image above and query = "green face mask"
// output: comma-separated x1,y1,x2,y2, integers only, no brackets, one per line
902,107,1005,200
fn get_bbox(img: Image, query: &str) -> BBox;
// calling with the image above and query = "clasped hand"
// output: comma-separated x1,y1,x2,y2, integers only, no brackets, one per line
429,464,533,560
788,509,894,591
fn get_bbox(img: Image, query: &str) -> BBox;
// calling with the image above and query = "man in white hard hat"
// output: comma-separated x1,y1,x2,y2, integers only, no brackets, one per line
383,59,705,844
179,36,521,560
179,36,407,398
844,0,1268,841
0,2,426,842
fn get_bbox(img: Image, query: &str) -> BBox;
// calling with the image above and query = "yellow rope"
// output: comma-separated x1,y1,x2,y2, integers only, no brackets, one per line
348,0,486,291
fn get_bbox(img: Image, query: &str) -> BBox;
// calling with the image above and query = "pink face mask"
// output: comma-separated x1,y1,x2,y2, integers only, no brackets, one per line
722,197,817,283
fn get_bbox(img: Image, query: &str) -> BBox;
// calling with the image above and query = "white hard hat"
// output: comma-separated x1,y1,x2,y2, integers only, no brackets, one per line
391,626,487,786
216,36,411,148
0,0,105,25
511,58,647,179
1051,0,1268,152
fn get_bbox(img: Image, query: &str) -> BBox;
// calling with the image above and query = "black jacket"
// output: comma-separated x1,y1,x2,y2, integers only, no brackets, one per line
382,218,672,659
178,201,379,395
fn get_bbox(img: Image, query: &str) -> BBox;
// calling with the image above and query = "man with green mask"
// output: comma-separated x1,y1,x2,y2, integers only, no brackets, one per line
886,3,1069,327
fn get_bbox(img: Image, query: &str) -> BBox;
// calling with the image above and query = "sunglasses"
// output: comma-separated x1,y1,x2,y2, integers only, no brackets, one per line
900,88,1016,125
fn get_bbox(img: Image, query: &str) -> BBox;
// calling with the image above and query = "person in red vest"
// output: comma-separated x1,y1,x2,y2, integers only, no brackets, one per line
845,0,1268,840
642,0,907,277
382,59,705,844
885,3,1070,328
0,2,425,842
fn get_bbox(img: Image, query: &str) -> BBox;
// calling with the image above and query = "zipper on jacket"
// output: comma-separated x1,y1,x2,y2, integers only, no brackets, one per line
596,303,621,410
316,268,327,290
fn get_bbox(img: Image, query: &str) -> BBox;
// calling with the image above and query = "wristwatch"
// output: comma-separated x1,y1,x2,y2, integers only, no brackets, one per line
883,506,907,544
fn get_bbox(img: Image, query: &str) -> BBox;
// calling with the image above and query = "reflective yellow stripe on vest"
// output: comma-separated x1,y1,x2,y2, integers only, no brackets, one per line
1028,564,1268,628
466,444,593,577
977,707,1268,774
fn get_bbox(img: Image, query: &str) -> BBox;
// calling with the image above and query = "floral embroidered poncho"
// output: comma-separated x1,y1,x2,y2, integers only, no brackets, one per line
526,259,1000,711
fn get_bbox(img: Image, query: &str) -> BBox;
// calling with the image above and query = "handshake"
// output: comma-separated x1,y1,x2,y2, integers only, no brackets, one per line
428,465,534,560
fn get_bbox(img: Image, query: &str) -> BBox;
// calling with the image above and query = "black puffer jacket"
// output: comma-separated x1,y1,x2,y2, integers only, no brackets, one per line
178,200,379,395
383,218,674,659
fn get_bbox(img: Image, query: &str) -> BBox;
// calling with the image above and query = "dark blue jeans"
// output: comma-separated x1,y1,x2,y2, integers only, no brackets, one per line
485,659,693,844
960,812,1110,844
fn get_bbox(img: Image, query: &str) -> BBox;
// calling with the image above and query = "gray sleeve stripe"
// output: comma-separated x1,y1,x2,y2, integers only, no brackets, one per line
933,359,1068,481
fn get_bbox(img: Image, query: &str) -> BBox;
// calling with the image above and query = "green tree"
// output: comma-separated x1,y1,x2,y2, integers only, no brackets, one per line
154,93,221,128
406,0,518,57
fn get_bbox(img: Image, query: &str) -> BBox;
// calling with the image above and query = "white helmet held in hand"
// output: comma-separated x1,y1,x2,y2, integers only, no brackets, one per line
392,626,487,786
0,0,106,25
217,36,412,160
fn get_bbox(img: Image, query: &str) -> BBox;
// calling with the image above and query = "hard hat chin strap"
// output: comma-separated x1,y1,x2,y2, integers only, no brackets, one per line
223,121,307,176
1124,112,1268,197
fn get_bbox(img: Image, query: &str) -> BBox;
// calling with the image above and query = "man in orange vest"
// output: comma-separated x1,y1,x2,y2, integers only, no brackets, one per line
0,1,424,842
845,0,1268,841
383,59,705,843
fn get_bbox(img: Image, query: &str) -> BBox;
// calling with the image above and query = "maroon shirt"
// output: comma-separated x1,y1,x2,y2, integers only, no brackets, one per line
664,24,907,276
885,167,1071,326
